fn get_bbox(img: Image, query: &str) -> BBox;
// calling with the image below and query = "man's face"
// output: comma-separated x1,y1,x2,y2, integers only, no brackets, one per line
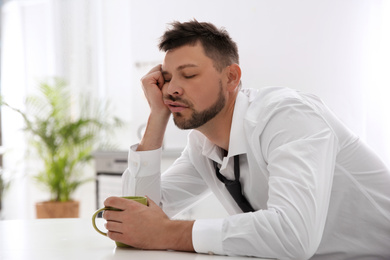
161,43,227,129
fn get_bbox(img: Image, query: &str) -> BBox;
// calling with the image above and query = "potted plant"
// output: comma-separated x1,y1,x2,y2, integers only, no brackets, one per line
0,78,122,218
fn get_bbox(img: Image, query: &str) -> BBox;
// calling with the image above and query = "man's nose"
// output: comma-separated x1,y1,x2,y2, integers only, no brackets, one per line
166,77,183,96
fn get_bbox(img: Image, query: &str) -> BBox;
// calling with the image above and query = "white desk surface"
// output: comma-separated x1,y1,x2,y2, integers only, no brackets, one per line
0,218,269,260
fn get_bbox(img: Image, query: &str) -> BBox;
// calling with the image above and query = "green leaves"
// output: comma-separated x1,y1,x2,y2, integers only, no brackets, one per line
2,78,122,202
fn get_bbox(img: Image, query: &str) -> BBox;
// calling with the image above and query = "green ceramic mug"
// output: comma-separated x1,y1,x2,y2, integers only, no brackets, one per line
92,196,148,247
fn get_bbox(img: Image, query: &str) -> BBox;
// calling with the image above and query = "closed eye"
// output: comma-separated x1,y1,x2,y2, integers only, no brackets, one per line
184,75,196,79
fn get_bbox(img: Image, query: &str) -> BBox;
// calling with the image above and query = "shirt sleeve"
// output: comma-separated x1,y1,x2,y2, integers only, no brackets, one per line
122,143,210,218
221,101,338,259
191,100,340,259
122,144,162,205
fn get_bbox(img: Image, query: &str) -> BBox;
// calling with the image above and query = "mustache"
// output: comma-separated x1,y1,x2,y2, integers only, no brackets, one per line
163,95,191,107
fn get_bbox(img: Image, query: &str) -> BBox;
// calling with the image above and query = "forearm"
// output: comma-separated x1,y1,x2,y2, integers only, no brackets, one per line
137,112,170,151
137,63,171,152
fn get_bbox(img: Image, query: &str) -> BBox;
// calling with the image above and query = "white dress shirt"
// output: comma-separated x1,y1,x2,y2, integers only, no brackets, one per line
122,87,390,260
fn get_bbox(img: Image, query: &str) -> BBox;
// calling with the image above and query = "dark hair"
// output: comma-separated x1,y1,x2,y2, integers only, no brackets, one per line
159,20,239,72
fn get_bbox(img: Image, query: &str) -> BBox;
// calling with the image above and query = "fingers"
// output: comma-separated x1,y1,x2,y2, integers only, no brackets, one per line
103,196,133,222
103,196,127,210
103,196,172,250
140,64,170,117
105,220,123,234
103,196,148,221
107,230,123,241
141,64,165,89
102,208,123,222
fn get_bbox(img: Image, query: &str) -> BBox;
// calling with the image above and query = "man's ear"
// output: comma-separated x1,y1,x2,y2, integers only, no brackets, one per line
226,63,241,91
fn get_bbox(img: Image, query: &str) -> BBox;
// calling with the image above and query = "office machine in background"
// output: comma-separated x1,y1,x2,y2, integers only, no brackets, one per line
94,151,127,211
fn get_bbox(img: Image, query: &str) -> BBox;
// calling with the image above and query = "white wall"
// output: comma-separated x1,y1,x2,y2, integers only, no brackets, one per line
107,0,390,156
1,0,389,219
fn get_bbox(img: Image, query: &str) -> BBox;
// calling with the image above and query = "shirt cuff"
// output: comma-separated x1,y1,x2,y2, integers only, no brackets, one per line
128,144,162,177
122,144,162,202
192,218,225,255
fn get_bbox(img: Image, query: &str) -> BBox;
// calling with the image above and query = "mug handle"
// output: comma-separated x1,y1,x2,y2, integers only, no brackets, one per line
92,207,122,236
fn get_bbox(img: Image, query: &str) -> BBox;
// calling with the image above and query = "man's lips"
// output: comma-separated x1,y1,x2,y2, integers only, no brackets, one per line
164,100,189,113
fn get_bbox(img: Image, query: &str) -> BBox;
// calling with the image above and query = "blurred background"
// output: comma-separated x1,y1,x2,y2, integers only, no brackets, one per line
0,0,389,220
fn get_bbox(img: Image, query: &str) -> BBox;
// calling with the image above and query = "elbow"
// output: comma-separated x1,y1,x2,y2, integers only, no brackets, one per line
261,210,321,259
276,216,320,259
222,209,321,259
284,245,317,260
263,231,319,260
237,231,318,260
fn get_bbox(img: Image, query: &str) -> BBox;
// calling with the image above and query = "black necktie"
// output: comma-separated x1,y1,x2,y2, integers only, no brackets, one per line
214,155,255,212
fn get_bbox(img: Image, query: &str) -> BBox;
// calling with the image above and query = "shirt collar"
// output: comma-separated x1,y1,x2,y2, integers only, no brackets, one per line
201,91,249,163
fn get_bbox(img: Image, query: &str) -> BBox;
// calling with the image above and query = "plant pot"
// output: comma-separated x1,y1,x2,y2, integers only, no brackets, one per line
36,200,79,218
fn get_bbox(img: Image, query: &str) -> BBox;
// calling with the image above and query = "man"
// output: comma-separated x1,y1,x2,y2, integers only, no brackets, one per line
103,20,390,259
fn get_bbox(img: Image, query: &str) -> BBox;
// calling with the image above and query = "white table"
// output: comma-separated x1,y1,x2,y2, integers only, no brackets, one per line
0,218,269,260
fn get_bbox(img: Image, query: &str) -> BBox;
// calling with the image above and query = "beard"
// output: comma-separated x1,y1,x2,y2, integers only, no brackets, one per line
167,80,226,130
